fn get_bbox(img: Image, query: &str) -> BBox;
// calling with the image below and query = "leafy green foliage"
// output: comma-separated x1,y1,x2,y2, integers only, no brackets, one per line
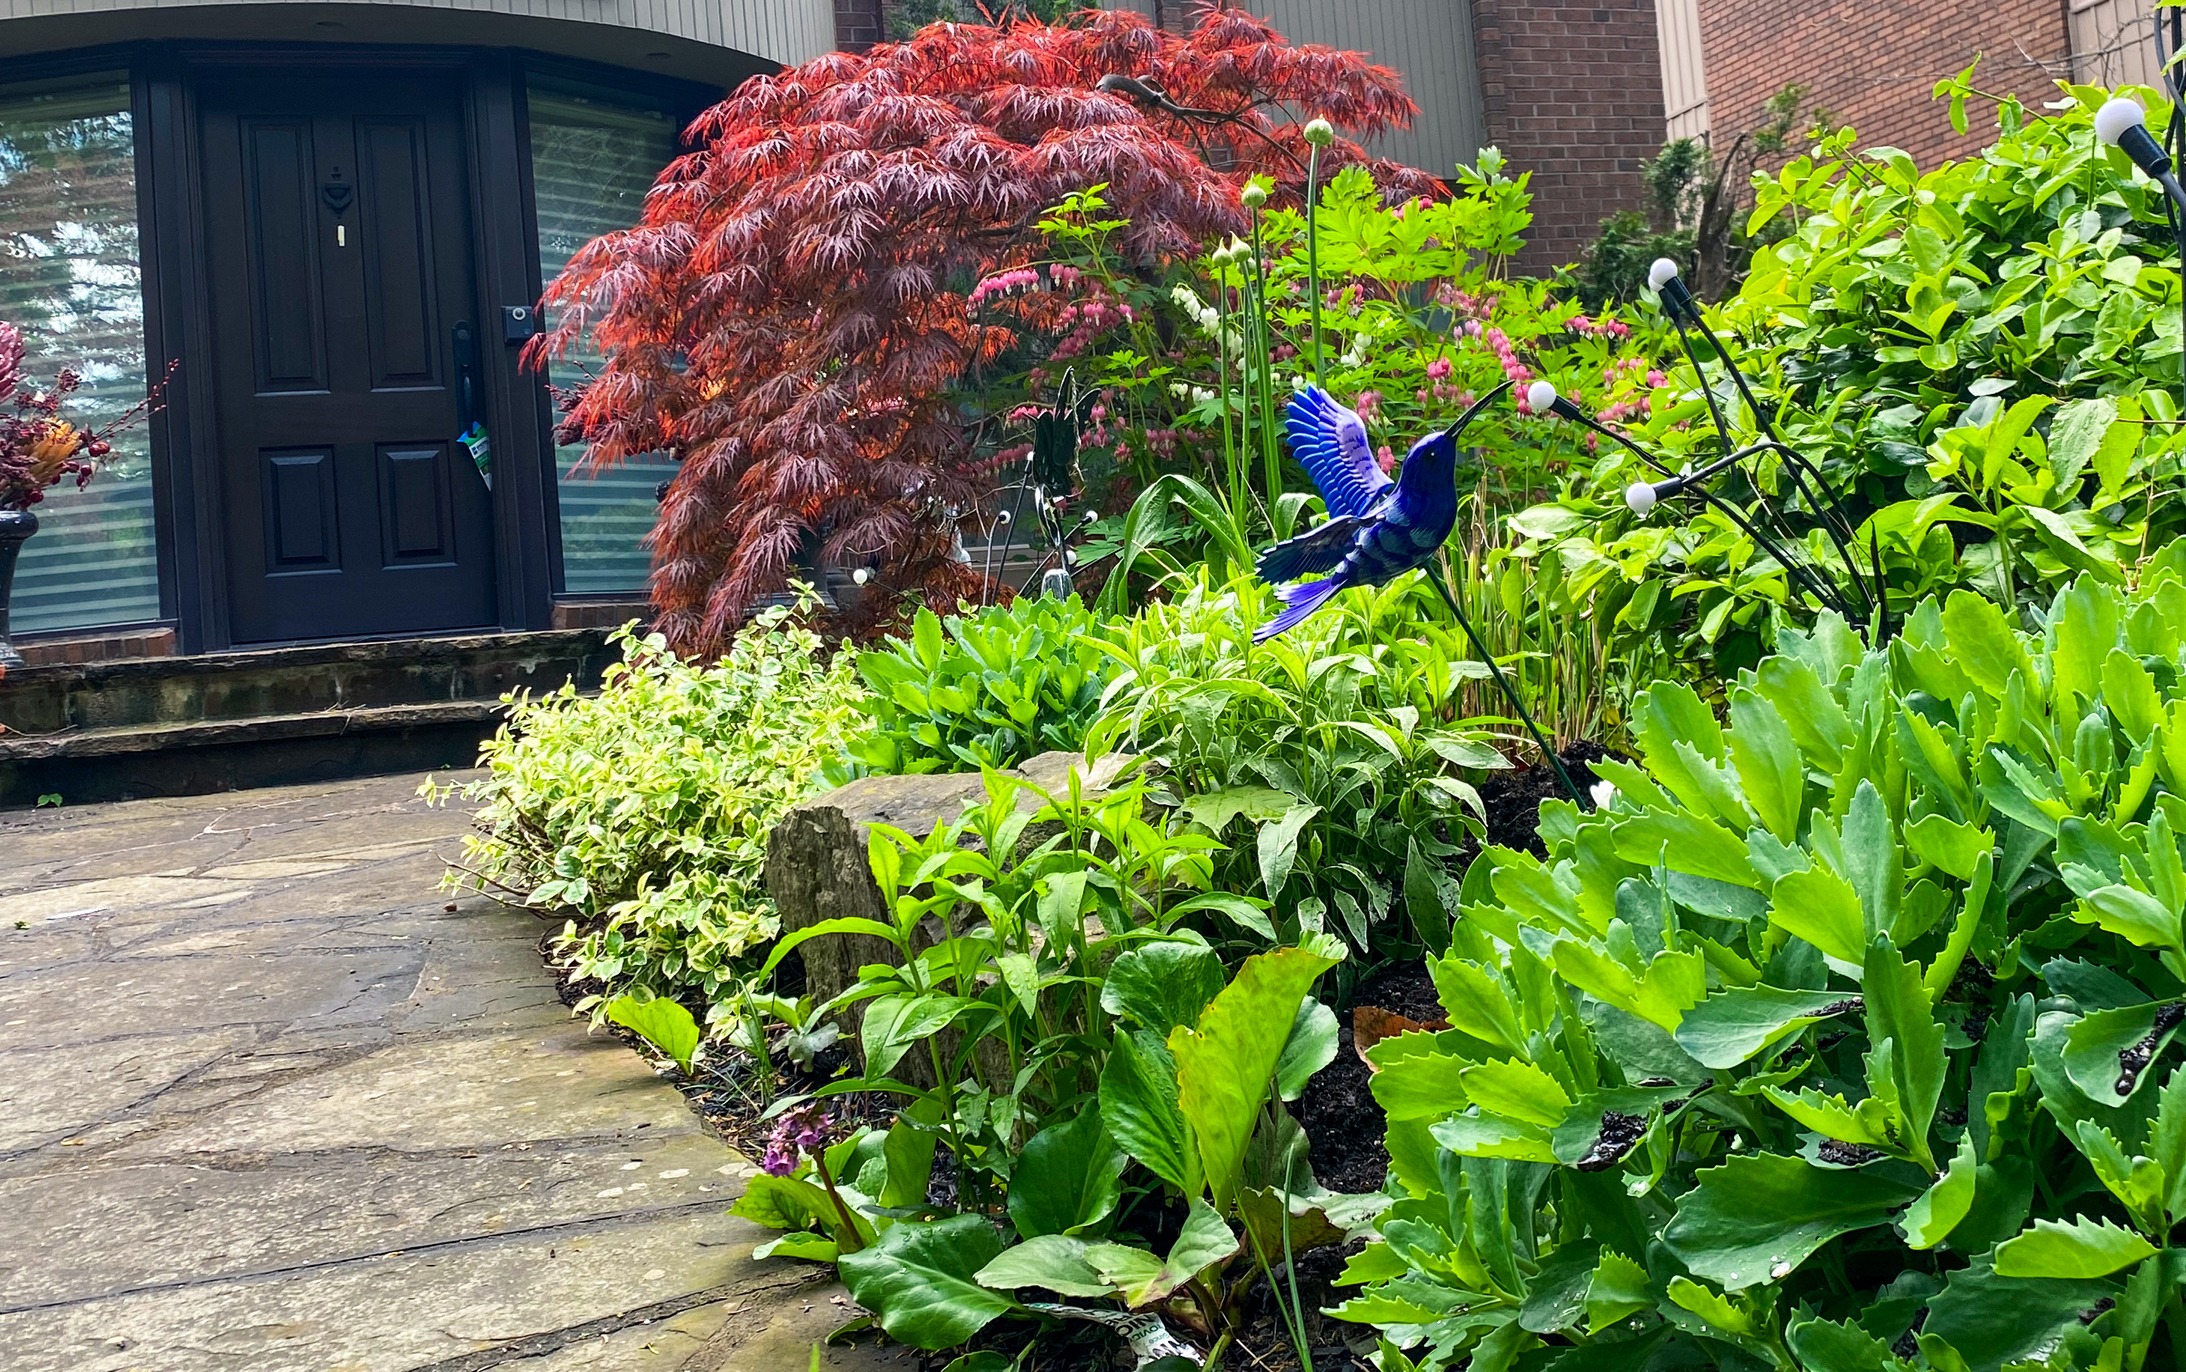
1338,567,2186,1370
1524,85,2186,683
603,992,701,1074
1087,572,1504,960
832,596,1116,779
428,607,865,1014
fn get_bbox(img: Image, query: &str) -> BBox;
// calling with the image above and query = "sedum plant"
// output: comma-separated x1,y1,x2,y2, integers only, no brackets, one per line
430,605,866,1014
1338,562,2186,1371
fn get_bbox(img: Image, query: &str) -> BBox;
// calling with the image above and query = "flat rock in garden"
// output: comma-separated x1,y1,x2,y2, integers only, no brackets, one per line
0,773,906,1371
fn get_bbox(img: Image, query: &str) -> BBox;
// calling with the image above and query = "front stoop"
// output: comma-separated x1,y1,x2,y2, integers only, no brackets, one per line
0,629,617,807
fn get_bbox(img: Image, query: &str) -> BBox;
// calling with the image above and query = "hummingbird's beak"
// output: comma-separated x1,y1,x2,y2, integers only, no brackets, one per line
1441,378,1516,442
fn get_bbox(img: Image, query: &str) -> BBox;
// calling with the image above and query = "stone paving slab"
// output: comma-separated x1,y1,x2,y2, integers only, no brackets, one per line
0,774,913,1372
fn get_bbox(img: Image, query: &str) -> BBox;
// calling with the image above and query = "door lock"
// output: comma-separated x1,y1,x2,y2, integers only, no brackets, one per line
501,305,540,344
322,169,352,247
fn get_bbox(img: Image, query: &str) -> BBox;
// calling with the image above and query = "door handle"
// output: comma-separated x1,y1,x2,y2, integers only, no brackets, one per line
452,321,477,432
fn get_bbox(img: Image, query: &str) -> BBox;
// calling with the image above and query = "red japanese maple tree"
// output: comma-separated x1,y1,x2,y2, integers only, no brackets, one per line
535,5,1420,651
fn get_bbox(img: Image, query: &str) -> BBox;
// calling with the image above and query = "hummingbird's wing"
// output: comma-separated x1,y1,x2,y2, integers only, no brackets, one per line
1285,386,1392,520
1255,514,1366,583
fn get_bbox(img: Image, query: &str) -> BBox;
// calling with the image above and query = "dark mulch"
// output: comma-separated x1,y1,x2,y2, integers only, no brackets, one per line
1298,958,1440,1196
1478,742,1611,856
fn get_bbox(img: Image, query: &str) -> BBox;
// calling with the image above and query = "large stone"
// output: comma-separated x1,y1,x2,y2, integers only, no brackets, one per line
763,751,1128,1026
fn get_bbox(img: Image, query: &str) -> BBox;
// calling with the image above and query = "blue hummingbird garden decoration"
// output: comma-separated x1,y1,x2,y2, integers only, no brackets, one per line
1255,379,1584,804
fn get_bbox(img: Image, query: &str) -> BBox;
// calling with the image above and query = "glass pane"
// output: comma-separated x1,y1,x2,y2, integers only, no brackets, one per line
527,77,678,595
0,77,156,634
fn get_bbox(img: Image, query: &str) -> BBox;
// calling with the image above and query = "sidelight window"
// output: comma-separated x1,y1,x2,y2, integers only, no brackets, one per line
0,76,157,634
526,75,679,596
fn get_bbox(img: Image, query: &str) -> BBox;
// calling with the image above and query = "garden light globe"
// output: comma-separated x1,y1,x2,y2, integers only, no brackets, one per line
1648,257,1681,291
1525,380,1558,414
2095,96,2148,147
1625,480,1658,516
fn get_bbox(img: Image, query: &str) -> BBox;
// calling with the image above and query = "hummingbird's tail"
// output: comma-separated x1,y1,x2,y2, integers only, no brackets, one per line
1253,576,1344,643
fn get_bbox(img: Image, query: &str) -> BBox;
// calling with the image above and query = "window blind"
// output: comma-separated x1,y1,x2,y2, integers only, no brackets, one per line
526,78,679,596
0,77,156,634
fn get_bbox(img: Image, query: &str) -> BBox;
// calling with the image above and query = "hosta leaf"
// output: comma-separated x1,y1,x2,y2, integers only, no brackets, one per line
838,1214,1013,1350
1992,1216,2155,1279
1675,986,1860,1069
1663,1152,1923,1290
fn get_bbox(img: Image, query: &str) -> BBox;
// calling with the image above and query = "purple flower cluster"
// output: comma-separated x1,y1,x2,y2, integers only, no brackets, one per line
760,1103,834,1177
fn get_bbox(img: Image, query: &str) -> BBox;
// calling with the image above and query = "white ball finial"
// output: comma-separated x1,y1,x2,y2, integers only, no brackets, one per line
1648,257,1681,291
2096,96,2148,147
1624,481,1657,517
1526,380,1559,415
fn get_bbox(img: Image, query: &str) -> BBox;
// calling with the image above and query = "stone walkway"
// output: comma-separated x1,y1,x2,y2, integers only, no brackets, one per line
0,773,910,1372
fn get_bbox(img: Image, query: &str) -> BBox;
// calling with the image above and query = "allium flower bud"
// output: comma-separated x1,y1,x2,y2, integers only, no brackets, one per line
1303,118,1335,147
1240,182,1268,209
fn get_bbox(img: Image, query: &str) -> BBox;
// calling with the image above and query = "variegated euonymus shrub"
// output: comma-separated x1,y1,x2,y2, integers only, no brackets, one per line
1339,561,2186,1372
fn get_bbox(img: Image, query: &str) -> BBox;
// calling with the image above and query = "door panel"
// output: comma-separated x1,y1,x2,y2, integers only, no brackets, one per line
201,73,496,644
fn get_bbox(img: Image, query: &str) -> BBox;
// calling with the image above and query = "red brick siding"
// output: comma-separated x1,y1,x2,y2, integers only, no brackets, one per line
1470,0,1669,271
1693,0,2072,169
837,0,886,52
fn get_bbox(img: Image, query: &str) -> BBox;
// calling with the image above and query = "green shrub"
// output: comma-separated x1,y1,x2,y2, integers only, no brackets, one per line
1524,82,2186,681
1087,571,1506,963
833,595,1117,780
1335,558,2186,1369
432,608,866,1014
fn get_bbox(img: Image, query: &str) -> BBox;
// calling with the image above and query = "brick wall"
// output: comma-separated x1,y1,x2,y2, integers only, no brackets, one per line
836,0,885,52
1470,0,1668,272
1693,0,2071,169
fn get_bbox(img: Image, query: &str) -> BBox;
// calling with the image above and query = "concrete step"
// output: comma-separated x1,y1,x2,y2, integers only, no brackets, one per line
0,629,619,807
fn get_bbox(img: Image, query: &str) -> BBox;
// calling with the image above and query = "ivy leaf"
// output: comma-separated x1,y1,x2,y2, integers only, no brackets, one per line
1676,986,1860,1069
1663,1152,1924,1290
1992,1216,2156,1279
838,1214,1014,1350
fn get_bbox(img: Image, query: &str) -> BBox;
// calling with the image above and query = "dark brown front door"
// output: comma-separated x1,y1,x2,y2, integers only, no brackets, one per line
199,73,497,644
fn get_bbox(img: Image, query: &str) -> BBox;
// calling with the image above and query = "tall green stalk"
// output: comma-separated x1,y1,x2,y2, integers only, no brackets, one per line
1303,136,1327,382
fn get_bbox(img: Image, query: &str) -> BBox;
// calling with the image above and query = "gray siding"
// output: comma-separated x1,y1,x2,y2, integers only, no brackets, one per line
1656,0,1708,140
0,0,838,65
2071,0,2165,88
1100,0,1487,177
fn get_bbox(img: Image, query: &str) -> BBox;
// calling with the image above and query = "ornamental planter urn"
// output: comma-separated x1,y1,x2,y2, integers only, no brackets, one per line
0,507,36,670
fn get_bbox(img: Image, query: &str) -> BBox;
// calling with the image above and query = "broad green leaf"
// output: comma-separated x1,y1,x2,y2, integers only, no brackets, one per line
1663,1152,1924,1290
1992,1216,2156,1279
1905,814,1992,883
2153,1064,2186,1220
1769,865,1867,967
1101,941,1225,1033
2062,999,2184,1106
1942,592,2032,697
1900,1132,1978,1249
974,1235,1114,1298
1274,998,1340,1101
1099,1029,1198,1196
1257,804,1321,902
1516,1241,1599,1334
1787,1315,1899,1372
1180,785,1296,831
1585,1249,1653,1333
1171,942,1343,1210
1428,954,1525,1054
2074,884,2181,951
1007,1107,1126,1240
1612,811,1758,887
1923,1256,2118,1371
1667,1276,1754,1336
1728,686,1804,842
838,1214,1014,1350
1460,1058,1572,1128
1675,986,1860,1069
729,1172,832,1233
1085,1199,1238,1307
604,993,701,1074
1865,934,1946,1158
860,993,972,1081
